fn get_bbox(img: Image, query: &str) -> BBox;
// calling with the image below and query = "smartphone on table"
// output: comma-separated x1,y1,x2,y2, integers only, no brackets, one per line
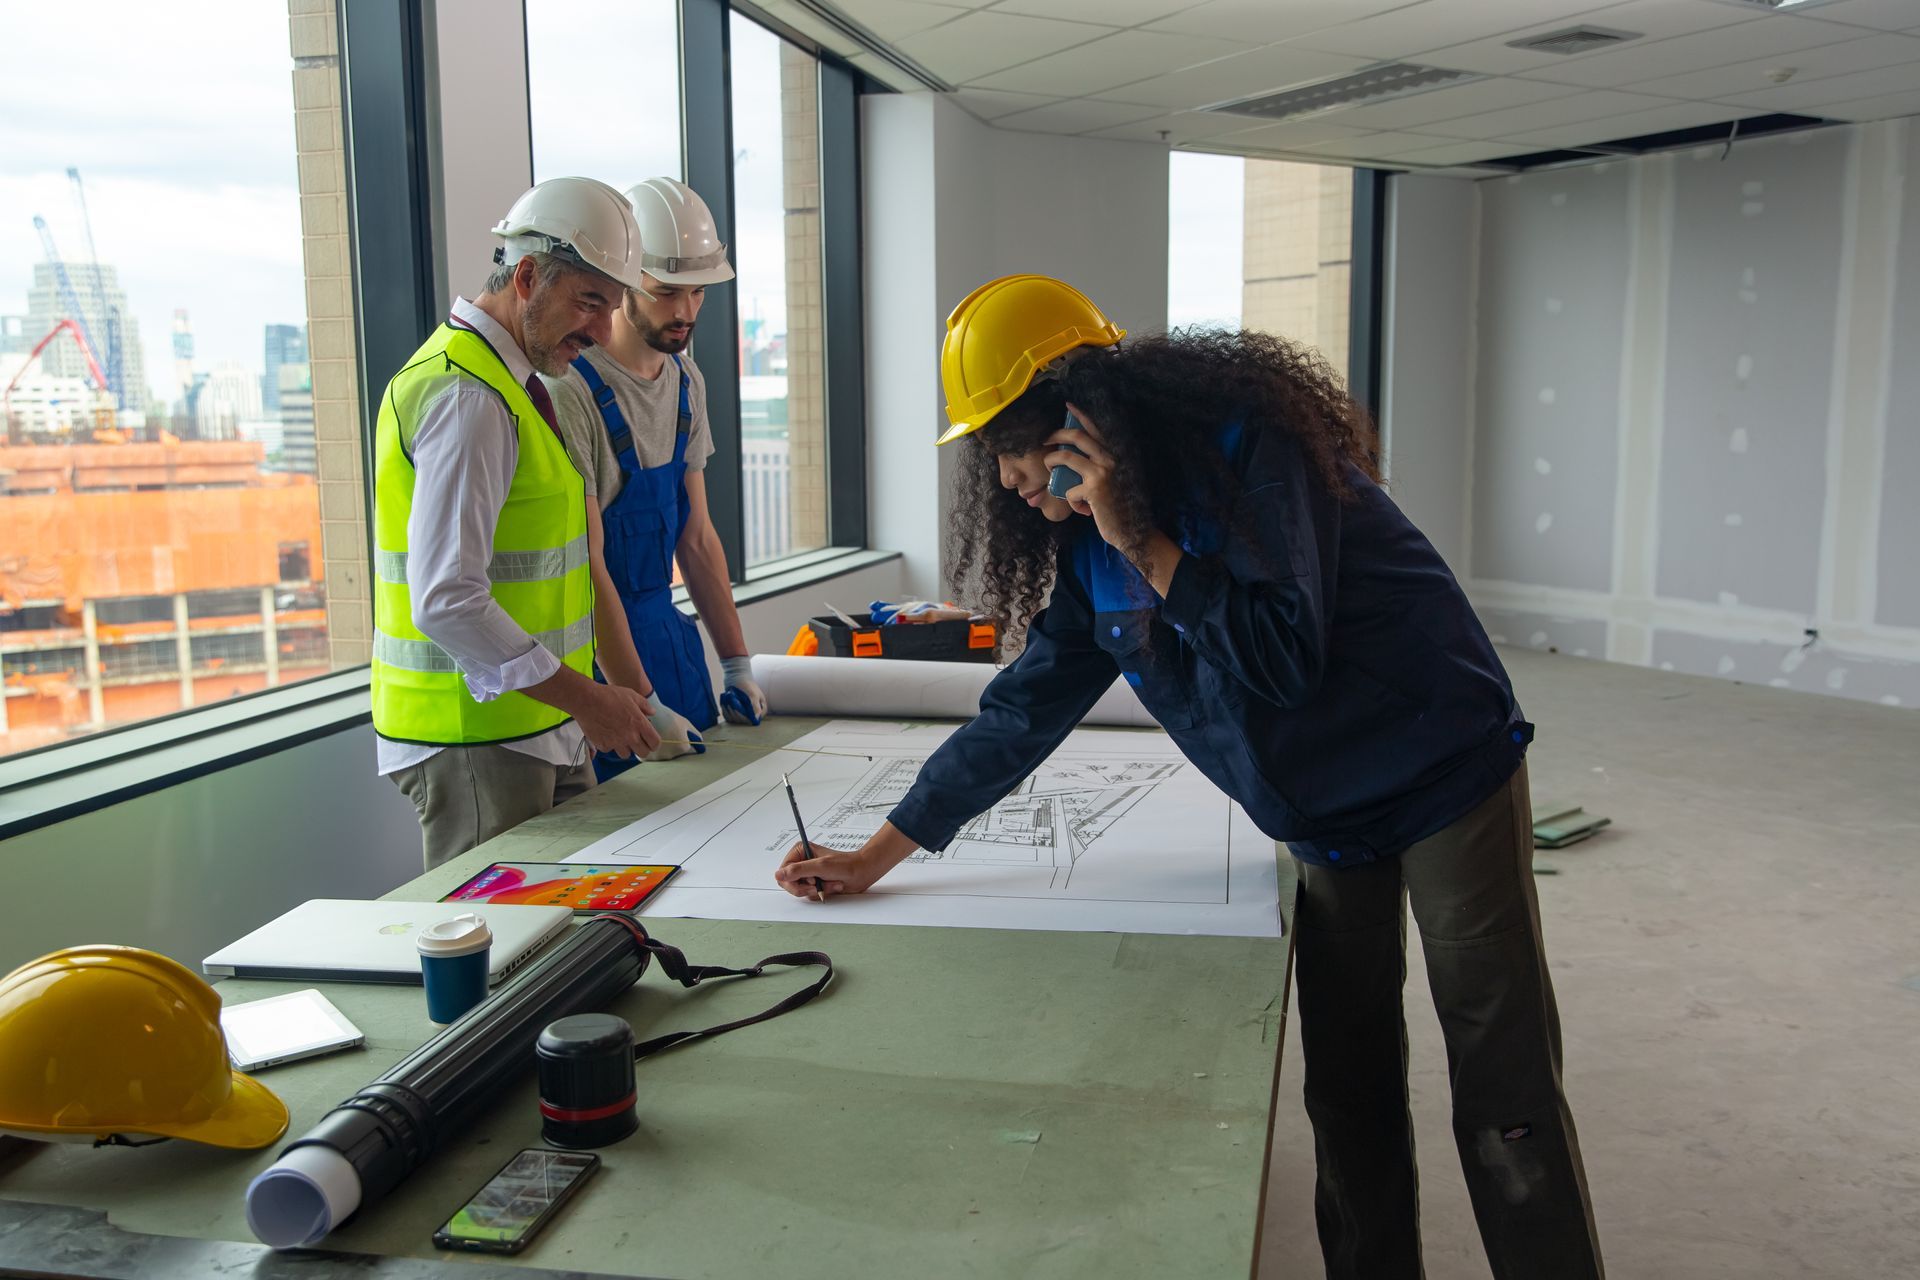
432,1147,600,1255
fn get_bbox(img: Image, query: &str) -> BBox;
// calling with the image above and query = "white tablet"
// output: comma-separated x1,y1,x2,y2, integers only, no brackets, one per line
221,988,365,1072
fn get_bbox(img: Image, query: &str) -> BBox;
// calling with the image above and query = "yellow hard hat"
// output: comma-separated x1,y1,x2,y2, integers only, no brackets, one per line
0,946,289,1150
937,274,1125,445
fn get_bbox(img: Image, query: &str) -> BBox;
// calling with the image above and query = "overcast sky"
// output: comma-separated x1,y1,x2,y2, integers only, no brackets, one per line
0,1,305,405
2,0,1246,406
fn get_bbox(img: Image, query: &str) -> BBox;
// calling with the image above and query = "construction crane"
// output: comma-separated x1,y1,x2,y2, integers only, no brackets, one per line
31,216,108,400
66,168,126,412
2,318,112,444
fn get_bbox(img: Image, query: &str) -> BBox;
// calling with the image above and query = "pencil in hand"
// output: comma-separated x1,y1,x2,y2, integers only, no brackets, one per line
783,772,826,903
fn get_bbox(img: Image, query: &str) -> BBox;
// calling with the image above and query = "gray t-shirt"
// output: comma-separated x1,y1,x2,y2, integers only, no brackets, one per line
543,346,715,507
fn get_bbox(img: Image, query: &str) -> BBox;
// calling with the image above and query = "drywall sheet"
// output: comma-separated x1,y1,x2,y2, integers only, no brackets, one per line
1473,608,1608,659
1472,163,1630,590
1878,121,1920,629
1657,132,1846,613
749,654,1156,726
1650,630,1919,707
565,720,1282,937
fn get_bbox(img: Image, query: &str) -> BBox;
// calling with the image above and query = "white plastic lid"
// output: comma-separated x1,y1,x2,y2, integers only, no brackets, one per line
415,912,492,957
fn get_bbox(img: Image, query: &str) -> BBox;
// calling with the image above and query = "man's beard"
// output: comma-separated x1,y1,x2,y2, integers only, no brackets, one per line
523,292,588,376
632,305,694,354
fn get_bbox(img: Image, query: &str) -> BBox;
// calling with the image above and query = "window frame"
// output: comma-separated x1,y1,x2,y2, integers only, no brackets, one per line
1348,167,1389,421
1,0,874,831
681,0,868,580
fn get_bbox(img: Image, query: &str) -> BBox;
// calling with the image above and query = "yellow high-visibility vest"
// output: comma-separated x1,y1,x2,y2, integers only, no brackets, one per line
370,323,592,745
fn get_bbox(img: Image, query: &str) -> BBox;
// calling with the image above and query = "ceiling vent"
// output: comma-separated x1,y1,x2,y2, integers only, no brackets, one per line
1507,26,1641,56
1205,63,1484,122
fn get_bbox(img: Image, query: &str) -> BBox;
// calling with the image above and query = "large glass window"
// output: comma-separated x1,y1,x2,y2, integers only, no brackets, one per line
527,0,682,184
0,1,337,760
729,15,828,568
1168,154,1353,374
526,2,851,580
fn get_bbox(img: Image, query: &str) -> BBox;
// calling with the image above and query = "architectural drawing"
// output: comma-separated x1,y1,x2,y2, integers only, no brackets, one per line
764,756,1184,886
562,720,1282,938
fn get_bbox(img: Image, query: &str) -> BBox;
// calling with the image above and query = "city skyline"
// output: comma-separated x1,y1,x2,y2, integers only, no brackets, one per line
0,1,306,408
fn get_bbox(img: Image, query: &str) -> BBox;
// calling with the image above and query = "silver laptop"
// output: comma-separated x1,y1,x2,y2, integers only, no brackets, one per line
203,899,573,987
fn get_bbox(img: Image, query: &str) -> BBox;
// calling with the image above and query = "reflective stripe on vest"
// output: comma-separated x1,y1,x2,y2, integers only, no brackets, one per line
370,323,595,746
373,532,589,586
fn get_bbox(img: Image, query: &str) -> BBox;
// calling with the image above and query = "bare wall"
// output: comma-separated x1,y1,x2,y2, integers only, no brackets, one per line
1453,119,1918,707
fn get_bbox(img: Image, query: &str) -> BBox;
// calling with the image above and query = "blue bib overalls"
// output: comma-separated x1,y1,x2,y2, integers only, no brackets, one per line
572,354,718,781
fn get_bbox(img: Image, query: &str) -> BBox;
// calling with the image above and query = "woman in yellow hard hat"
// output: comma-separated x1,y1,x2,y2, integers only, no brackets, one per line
775,273,1603,1278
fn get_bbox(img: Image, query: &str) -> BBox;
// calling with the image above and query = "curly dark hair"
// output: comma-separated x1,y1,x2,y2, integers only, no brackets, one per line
947,327,1378,643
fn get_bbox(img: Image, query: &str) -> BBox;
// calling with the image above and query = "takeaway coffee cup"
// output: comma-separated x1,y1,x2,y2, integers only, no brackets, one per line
416,913,492,1024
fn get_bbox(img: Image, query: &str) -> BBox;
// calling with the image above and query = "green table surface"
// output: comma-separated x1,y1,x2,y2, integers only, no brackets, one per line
0,716,1293,1279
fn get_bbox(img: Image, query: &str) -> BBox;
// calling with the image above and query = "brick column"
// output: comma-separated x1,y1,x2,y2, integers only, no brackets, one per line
1241,160,1352,376
288,0,371,668
780,44,828,554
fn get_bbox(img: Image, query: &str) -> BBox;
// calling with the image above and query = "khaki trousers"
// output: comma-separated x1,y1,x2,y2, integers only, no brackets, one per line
391,744,595,872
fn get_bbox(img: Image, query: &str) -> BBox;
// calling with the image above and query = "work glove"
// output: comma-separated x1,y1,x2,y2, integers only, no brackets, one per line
719,656,767,726
643,699,705,761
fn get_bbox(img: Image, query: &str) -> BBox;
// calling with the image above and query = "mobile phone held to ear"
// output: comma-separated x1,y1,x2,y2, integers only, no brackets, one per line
1048,408,1087,500
433,1148,600,1255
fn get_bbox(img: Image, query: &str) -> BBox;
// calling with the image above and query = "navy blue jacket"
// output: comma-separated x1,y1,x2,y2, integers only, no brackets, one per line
888,424,1531,868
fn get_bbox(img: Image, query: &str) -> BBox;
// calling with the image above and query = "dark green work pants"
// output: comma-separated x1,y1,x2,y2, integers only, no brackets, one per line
1293,762,1604,1278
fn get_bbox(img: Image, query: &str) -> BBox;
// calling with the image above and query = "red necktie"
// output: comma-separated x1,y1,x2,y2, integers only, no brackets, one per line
524,374,560,433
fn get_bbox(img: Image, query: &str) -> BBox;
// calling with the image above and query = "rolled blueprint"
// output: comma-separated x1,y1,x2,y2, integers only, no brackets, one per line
246,915,649,1248
749,654,1157,728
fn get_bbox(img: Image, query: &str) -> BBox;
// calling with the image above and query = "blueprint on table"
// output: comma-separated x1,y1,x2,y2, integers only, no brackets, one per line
563,720,1282,937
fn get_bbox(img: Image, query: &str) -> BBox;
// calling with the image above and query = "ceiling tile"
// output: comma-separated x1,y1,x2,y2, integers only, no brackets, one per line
1209,120,1376,151
894,10,1117,85
1501,100,1753,147
1715,59,1920,110
1097,42,1370,109
968,29,1247,96
1287,130,1465,159
1145,0,1427,45
1812,88,1920,120
1511,13,1867,88
1811,0,1920,31
943,87,1057,120
1303,76,1583,129
1390,139,1549,166
1625,32,1920,100
1081,110,1284,145
1413,89,1680,140
1283,0,1611,61
991,97,1167,134
992,0,1198,25
1413,0,1762,76
824,0,971,43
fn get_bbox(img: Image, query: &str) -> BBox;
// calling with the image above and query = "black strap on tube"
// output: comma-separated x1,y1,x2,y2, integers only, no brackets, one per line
596,916,835,1062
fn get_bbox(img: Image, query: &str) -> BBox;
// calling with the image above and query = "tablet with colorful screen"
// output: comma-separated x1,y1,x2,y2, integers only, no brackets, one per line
441,862,680,913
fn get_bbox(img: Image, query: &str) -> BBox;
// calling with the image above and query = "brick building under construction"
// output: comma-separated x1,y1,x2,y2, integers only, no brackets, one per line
0,440,329,755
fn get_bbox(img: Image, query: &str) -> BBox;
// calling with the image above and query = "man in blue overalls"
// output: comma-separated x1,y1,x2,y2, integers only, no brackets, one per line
544,178,767,778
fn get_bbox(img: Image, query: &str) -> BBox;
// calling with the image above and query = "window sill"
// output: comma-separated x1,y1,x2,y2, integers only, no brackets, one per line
0,672,374,842
1,549,901,842
671,545,901,614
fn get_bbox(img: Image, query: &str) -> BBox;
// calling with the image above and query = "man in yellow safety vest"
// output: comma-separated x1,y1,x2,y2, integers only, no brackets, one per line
371,177,661,870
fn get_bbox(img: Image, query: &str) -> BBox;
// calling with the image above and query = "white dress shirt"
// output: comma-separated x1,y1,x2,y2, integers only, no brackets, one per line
375,297,587,776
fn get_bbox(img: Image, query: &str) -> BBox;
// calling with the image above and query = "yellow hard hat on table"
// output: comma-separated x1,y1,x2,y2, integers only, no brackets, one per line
937,274,1126,445
0,945,288,1150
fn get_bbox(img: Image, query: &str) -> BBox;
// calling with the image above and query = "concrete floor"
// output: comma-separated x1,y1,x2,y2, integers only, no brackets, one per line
1257,647,1920,1279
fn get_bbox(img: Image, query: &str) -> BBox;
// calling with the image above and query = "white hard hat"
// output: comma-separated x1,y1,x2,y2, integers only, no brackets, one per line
624,177,735,287
491,177,648,292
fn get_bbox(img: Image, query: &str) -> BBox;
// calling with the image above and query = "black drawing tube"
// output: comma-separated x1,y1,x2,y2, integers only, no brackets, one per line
246,915,648,1248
